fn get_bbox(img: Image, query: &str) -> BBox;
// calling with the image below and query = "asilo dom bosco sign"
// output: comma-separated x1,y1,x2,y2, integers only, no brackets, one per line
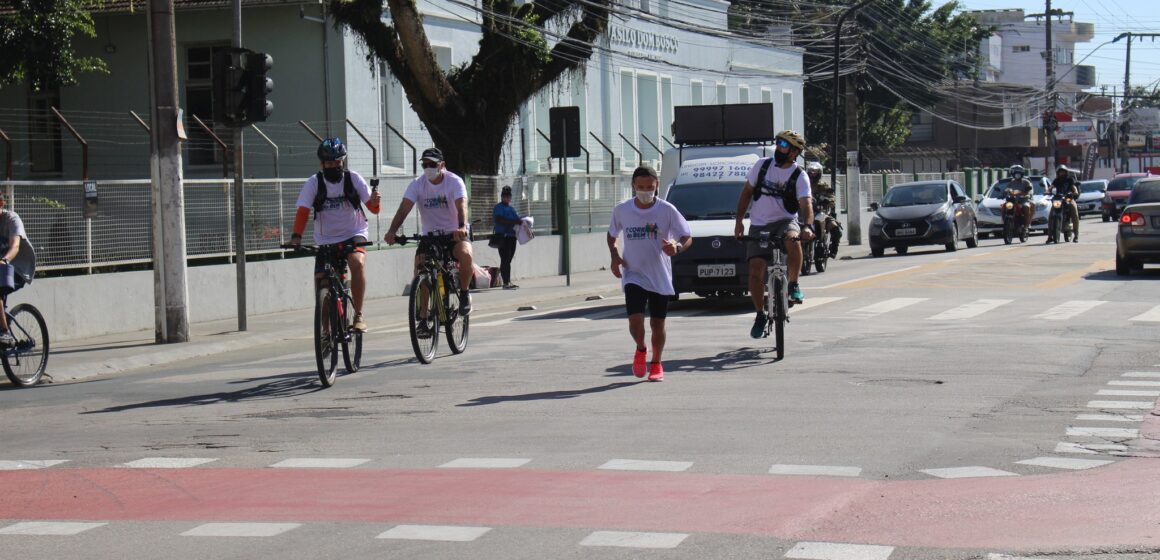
608,25,679,56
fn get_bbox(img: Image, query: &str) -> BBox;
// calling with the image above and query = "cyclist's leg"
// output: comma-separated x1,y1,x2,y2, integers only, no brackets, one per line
1023,201,1033,229
452,240,474,291
745,224,770,313
414,249,428,318
780,220,803,285
345,237,368,314
1069,201,1080,239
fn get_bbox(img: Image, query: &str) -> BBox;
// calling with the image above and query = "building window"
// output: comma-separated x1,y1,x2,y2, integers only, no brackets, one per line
432,44,452,71
637,73,659,162
716,83,727,104
27,90,62,174
185,44,230,167
660,76,672,145
782,91,794,132
571,72,589,172
380,63,406,169
739,85,749,104
761,88,772,104
691,80,703,105
620,70,636,168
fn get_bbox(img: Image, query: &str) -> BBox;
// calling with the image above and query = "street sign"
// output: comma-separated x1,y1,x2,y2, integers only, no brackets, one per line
549,106,581,158
1057,120,1096,141
83,180,98,218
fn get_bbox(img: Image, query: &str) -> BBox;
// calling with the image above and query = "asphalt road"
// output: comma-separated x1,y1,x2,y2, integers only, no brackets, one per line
1,218,1158,560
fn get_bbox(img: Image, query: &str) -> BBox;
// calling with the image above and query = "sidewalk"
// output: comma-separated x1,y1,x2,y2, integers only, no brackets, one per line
47,269,622,382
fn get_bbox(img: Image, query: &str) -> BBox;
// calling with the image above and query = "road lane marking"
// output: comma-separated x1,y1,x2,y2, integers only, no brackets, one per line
1076,413,1143,422
1035,260,1114,290
789,296,846,314
1033,300,1106,321
438,458,531,469
1108,380,1160,387
1096,389,1160,397
1016,457,1113,470
927,299,1012,320
1129,305,1160,322
0,522,106,535
123,458,217,469
768,464,862,477
579,531,689,549
598,459,692,472
377,525,492,542
920,466,1018,479
1087,400,1155,409
785,541,894,560
811,266,920,290
269,458,371,468
558,307,625,322
0,460,67,470
847,297,927,318
472,303,611,327
181,523,300,537
1067,427,1140,438
1054,442,1127,454
1123,371,1160,378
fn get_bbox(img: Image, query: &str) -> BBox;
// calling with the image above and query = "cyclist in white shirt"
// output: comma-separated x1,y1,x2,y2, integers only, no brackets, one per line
385,147,475,315
607,166,692,382
733,130,815,339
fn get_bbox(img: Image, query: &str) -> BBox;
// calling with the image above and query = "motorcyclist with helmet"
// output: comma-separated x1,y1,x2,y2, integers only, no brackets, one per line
805,161,842,258
1005,164,1035,233
1049,165,1080,244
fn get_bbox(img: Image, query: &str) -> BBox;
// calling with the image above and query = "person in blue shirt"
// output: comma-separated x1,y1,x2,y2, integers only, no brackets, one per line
492,185,521,289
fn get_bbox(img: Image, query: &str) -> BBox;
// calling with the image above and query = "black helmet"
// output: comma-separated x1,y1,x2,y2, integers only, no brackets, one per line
317,137,347,162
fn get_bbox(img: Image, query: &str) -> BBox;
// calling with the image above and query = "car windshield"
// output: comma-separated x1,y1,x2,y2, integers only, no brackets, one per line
1108,177,1143,191
987,179,1047,198
1079,181,1106,193
666,181,746,220
1128,183,1160,204
881,184,947,207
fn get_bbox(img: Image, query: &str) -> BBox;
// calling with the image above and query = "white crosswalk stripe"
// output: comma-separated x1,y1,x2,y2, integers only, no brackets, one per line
1032,300,1106,321
927,299,1012,320
1129,304,1160,322
786,541,895,560
847,297,927,318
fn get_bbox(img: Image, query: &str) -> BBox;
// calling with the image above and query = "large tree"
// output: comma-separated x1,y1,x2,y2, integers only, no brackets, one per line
0,0,107,91
330,0,611,175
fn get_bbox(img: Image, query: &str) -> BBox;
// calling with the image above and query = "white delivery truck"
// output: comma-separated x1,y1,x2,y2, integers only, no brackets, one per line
661,103,777,298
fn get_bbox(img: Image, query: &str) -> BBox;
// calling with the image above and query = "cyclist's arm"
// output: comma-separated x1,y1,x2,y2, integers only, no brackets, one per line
291,206,310,242
454,197,469,239
735,181,754,236
386,199,415,236
1,235,19,263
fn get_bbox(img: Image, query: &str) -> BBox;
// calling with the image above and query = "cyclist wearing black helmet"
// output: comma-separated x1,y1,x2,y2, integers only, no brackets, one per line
290,137,381,332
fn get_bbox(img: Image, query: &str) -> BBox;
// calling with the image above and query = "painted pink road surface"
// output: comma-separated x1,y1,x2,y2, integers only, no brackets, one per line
1,458,1158,551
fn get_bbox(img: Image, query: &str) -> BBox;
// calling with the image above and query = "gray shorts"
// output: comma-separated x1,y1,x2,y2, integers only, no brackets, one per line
746,219,799,261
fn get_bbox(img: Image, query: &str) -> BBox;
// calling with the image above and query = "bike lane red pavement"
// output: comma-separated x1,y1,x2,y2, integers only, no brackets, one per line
1,458,1157,551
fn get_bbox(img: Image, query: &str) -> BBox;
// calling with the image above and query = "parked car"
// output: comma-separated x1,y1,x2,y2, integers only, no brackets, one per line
974,176,1051,237
1076,179,1107,216
1115,177,1160,275
869,180,978,257
1103,173,1152,222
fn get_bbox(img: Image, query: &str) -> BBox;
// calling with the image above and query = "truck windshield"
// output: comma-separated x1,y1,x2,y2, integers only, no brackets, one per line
666,181,746,220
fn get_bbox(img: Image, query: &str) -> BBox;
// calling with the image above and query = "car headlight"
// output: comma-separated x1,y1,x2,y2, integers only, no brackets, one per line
931,209,948,221
1052,200,1062,209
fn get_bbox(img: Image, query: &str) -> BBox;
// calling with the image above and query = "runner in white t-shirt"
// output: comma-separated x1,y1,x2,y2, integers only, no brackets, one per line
733,130,815,339
607,166,692,382
384,147,476,317
289,137,382,332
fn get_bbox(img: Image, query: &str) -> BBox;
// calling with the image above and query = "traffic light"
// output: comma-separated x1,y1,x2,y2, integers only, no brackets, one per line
211,48,273,127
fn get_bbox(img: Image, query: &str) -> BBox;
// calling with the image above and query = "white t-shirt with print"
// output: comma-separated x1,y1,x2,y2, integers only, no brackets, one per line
744,159,811,226
403,171,468,234
607,198,692,296
294,171,373,245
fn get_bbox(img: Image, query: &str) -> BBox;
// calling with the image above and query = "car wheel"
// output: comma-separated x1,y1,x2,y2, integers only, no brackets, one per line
1115,252,1131,276
965,221,979,248
1102,213,1110,223
945,224,958,252
895,246,909,255
871,245,885,258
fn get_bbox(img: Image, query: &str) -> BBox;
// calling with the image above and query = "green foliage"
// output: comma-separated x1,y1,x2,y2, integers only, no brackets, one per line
0,0,108,91
1126,86,1160,110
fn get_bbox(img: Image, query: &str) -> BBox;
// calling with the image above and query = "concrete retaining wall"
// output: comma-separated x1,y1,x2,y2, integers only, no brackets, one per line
30,233,610,341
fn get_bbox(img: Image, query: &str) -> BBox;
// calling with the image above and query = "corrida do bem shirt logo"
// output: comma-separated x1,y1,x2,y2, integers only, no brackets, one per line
625,223,659,241
423,194,449,209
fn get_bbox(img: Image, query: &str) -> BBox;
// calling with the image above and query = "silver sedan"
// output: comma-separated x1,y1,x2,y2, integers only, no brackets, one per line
1115,177,1160,275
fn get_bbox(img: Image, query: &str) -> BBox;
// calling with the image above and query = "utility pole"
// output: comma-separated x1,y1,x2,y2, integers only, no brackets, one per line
830,0,876,247
232,0,248,331
146,0,190,343
1115,32,1134,173
1044,0,1058,172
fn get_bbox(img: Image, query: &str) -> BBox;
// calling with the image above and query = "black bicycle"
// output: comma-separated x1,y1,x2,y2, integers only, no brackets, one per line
1,300,49,387
281,241,371,386
740,232,799,360
396,233,468,364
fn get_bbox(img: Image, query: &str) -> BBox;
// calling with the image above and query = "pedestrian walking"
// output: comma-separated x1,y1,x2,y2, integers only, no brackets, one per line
607,166,692,382
492,185,521,289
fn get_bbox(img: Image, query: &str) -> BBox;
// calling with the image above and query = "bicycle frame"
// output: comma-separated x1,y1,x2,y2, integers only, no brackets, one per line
415,237,457,324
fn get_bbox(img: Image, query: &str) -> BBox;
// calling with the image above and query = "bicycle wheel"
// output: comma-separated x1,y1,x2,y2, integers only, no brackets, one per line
815,230,829,273
443,273,469,354
800,240,813,276
341,294,362,373
314,287,339,387
773,277,786,360
2,303,49,387
408,274,439,364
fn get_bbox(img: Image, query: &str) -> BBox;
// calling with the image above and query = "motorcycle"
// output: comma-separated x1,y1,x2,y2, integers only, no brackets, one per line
1047,192,1076,244
802,195,839,275
1001,192,1030,245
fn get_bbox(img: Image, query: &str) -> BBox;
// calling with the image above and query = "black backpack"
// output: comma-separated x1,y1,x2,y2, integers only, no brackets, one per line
311,171,364,218
752,158,803,215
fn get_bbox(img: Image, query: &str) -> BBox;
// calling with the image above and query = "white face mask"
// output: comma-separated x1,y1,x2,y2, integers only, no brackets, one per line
635,190,656,204
424,167,441,181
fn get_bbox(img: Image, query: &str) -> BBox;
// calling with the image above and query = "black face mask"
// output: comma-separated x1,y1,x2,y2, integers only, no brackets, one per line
322,167,344,183
774,150,789,166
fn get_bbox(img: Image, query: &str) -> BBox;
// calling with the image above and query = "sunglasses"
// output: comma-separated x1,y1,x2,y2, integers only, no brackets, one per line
775,138,792,150
421,161,440,169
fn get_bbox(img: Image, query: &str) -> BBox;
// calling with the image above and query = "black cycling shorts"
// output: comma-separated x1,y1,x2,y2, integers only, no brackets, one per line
624,283,669,319
314,235,367,274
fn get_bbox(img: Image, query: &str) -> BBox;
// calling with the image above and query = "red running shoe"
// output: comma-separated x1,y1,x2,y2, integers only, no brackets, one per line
632,349,647,378
647,362,664,382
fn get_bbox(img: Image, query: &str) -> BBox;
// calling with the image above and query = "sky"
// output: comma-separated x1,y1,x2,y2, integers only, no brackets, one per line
956,0,1160,93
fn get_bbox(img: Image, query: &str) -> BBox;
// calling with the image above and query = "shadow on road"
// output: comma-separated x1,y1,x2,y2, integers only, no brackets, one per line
605,348,779,376
79,371,328,413
1084,269,1160,281
457,381,639,407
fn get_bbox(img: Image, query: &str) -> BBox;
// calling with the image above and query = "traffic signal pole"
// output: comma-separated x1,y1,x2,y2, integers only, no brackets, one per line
232,0,248,331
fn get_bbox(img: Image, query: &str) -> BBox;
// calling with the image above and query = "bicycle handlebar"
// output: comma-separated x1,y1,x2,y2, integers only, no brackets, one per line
393,232,457,246
736,235,802,243
279,241,374,252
